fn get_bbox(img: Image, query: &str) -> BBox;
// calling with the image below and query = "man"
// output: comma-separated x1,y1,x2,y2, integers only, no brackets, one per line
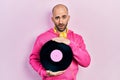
29,4,91,80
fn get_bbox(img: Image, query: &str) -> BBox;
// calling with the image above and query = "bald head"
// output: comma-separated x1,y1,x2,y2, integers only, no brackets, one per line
51,4,70,32
52,4,68,14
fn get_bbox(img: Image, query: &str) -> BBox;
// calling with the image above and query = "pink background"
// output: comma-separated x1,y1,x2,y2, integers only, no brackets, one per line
0,0,120,80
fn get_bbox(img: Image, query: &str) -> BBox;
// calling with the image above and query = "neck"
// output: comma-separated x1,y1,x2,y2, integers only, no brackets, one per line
54,27,68,38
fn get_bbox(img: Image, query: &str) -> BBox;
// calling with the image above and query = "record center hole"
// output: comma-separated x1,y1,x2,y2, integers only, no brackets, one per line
50,49,63,62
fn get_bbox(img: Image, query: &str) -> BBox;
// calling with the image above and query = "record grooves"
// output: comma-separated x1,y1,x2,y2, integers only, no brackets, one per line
39,40,73,72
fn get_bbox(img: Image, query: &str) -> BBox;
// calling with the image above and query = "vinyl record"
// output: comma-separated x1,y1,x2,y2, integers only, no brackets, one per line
39,40,73,72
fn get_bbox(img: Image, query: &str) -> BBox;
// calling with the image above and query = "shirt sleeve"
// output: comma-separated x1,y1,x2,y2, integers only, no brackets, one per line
29,36,47,77
69,34,91,67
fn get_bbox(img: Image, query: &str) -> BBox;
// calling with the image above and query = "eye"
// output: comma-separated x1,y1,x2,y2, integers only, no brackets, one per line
62,15,67,19
55,16,59,20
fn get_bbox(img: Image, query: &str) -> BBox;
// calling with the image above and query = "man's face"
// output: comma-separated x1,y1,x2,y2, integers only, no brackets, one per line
52,7,70,32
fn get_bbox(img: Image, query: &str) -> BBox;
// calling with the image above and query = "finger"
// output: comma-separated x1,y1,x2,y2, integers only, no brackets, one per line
55,71,65,75
46,70,53,76
52,38,60,42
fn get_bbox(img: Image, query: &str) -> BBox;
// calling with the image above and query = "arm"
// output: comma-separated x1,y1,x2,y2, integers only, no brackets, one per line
69,34,91,67
52,35,91,67
29,37,47,77
29,37,65,77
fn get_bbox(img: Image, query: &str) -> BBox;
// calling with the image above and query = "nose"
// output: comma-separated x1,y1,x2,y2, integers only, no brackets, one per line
59,18,63,24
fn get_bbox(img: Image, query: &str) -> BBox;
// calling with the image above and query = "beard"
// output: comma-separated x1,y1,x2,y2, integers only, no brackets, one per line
55,23,68,32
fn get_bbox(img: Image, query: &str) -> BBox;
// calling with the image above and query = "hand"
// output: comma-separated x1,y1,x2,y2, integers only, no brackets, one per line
52,37,70,45
46,70,65,76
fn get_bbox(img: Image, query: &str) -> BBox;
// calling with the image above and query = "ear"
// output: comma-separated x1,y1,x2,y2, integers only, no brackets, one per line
68,15,70,21
51,16,54,22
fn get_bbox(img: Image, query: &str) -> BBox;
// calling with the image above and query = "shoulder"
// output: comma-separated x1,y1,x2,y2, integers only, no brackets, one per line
37,28,53,38
68,29,83,39
35,28,54,43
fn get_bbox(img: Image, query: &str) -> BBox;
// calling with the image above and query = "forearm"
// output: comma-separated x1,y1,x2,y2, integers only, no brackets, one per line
69,40,91,67
29,37,47,77
29,53,47,77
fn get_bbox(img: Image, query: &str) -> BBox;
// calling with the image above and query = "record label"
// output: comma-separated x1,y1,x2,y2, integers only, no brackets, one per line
50,49,63,62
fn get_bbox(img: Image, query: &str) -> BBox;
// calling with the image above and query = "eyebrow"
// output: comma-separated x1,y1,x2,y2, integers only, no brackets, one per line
55,15,67,18
62,15,67,17
55,16,60,18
